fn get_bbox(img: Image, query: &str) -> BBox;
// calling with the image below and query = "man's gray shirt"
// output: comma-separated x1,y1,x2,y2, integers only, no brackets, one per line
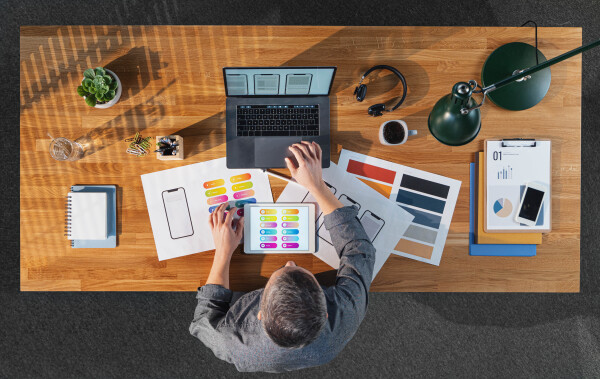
189,206,375,372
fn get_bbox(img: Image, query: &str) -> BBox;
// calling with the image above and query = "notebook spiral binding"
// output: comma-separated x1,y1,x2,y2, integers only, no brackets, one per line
65,194,74,247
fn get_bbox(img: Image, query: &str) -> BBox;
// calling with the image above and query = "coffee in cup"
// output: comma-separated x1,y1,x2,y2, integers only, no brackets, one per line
379,120,417,146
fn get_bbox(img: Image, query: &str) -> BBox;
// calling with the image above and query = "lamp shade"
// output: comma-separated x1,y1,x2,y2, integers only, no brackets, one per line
427,82,481,146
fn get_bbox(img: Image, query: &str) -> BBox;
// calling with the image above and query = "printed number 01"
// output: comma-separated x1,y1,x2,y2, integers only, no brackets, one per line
493,151,502,161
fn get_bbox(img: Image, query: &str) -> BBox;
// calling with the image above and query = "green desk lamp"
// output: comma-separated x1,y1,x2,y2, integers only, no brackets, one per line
428,38,600,146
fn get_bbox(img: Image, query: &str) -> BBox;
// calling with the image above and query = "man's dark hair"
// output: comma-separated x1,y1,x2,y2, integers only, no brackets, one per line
260,269,327,348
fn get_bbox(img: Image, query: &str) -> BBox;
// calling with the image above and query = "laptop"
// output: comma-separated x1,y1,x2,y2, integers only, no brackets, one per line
224,67,336,169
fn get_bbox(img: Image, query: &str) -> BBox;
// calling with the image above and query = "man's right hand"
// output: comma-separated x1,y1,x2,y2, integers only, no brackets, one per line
285,141,342,215
286,141,326,193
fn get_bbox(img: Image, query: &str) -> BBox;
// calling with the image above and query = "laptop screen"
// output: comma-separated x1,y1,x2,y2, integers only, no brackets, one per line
223,67,336,96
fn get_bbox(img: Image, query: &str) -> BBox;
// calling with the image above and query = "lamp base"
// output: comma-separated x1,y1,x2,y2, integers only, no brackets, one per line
481,42,551,111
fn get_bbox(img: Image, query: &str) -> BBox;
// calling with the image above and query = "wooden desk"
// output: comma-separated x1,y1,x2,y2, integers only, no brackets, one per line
20,26,581,292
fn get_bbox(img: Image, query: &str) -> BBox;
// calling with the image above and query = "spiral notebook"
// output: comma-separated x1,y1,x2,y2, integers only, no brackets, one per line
66,192,107,240
67,185,117,248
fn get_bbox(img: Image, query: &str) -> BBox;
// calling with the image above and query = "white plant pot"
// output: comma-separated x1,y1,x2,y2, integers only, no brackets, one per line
82,68,122,109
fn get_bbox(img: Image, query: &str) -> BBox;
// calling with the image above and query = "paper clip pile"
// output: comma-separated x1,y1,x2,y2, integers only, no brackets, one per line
125,132,152,157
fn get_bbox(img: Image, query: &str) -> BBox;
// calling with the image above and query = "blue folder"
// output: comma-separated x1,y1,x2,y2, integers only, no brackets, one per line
469,163,536,256
70,185,117,248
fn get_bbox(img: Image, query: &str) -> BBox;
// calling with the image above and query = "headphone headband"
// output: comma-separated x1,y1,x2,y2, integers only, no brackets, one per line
358,64,407,112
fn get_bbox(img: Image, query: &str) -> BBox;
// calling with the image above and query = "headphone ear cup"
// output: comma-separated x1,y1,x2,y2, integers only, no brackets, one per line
354,84,367,102
368,103,386,117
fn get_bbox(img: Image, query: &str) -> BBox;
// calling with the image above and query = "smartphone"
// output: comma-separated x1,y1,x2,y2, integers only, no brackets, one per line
162,187,194,239
338,194,361,211
359,210,385,242
514,182,547,226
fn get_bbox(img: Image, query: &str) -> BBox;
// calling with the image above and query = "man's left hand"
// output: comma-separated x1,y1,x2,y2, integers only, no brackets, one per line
209,203,244,261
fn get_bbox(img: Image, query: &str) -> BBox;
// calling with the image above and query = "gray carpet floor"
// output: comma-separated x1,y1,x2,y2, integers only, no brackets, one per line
2,0,600,377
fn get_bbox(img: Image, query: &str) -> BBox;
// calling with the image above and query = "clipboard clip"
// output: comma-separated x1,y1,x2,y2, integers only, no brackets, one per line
501,138,536,147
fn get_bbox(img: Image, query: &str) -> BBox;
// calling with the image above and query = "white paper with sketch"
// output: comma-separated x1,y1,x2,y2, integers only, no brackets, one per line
277,162,414,278
337,149,461,266
141,158,272,260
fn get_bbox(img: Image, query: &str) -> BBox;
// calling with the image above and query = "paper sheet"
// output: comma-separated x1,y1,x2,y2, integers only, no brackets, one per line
485,140,551,231
277,163,414,278
141,158,272,260
337,149,461,266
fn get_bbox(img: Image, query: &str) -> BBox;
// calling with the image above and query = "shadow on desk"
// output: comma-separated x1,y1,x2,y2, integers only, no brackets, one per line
75,79,175,157
171,112,226,159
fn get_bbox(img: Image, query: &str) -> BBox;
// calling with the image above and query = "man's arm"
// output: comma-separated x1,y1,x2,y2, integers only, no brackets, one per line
189,203,244,359
286,142,375,318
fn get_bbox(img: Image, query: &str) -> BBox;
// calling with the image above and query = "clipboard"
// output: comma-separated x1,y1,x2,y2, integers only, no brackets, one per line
484,139,551,233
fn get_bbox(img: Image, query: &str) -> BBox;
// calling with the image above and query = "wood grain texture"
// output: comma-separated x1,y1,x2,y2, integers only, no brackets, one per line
20,26,581,292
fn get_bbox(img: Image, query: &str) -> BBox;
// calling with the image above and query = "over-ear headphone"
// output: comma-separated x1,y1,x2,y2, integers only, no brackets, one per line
353,65,407,117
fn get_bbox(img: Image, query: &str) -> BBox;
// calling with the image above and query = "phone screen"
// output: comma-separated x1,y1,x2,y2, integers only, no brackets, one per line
518,187,545,222
162,188,194,239
360,211,385,242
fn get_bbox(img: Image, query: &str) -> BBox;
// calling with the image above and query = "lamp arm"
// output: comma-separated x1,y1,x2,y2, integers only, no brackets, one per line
461,38,600,114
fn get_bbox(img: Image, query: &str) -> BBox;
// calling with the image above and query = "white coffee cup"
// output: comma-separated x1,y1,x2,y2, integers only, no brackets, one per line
379,120,417,146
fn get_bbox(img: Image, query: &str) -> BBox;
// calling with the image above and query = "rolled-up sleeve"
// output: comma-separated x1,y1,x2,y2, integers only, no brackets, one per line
323,206,376,318
189,284,233,358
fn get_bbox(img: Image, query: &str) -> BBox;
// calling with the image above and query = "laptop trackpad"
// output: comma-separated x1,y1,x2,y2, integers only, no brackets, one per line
254,137,301,168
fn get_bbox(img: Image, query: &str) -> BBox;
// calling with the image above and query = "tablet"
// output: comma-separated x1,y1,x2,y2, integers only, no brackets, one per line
244,203,316,254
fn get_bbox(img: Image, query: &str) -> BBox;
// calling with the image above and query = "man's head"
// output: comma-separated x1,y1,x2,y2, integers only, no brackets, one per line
258,261,327,349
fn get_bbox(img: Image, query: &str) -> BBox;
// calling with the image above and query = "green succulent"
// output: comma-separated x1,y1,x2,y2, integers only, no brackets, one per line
77,67,118,107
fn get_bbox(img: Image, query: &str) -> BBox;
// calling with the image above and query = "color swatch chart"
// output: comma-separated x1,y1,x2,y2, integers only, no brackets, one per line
249,206,309,251
204,173,256,217
338,149,461,266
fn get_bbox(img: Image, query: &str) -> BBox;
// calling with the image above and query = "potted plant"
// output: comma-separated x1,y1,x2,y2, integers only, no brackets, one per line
77,67,122,108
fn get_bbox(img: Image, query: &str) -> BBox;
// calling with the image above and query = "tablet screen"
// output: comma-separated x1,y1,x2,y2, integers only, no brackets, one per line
249,205,310,251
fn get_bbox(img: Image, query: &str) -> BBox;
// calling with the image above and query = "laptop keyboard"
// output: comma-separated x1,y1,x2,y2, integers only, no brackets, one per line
236,105,320,137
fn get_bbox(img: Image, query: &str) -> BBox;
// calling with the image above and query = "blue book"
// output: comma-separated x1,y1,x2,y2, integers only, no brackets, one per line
70,185,117,248
469,163,536,256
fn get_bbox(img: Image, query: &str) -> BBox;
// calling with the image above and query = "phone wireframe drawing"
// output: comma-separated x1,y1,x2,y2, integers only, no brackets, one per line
338,194,361,211
162,187,194,239
359,210,385,242
318,193,362,246
303,181,337,224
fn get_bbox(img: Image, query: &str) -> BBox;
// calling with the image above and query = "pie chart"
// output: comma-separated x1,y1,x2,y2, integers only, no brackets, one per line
493,198,513,218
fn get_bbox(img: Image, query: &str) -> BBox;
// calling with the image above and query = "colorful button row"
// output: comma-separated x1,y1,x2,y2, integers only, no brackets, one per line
260,216,277,221
258,242,299,249
232,182,253,192
207,195,228,205
236,198,256,207
260,209,277,215
281,222,299,228
260,229,277,235
260,222,277,228
234,189,254,199
209,204,231,213
230,173,251,183
281,216,299,221
281,209,299,214
205,187,226,197
203,179,225,189
282,229,299,235
281,236,299,242
260,236,277,242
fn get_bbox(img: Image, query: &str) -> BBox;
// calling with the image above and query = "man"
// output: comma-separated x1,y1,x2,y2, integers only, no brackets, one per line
190,141,375,372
